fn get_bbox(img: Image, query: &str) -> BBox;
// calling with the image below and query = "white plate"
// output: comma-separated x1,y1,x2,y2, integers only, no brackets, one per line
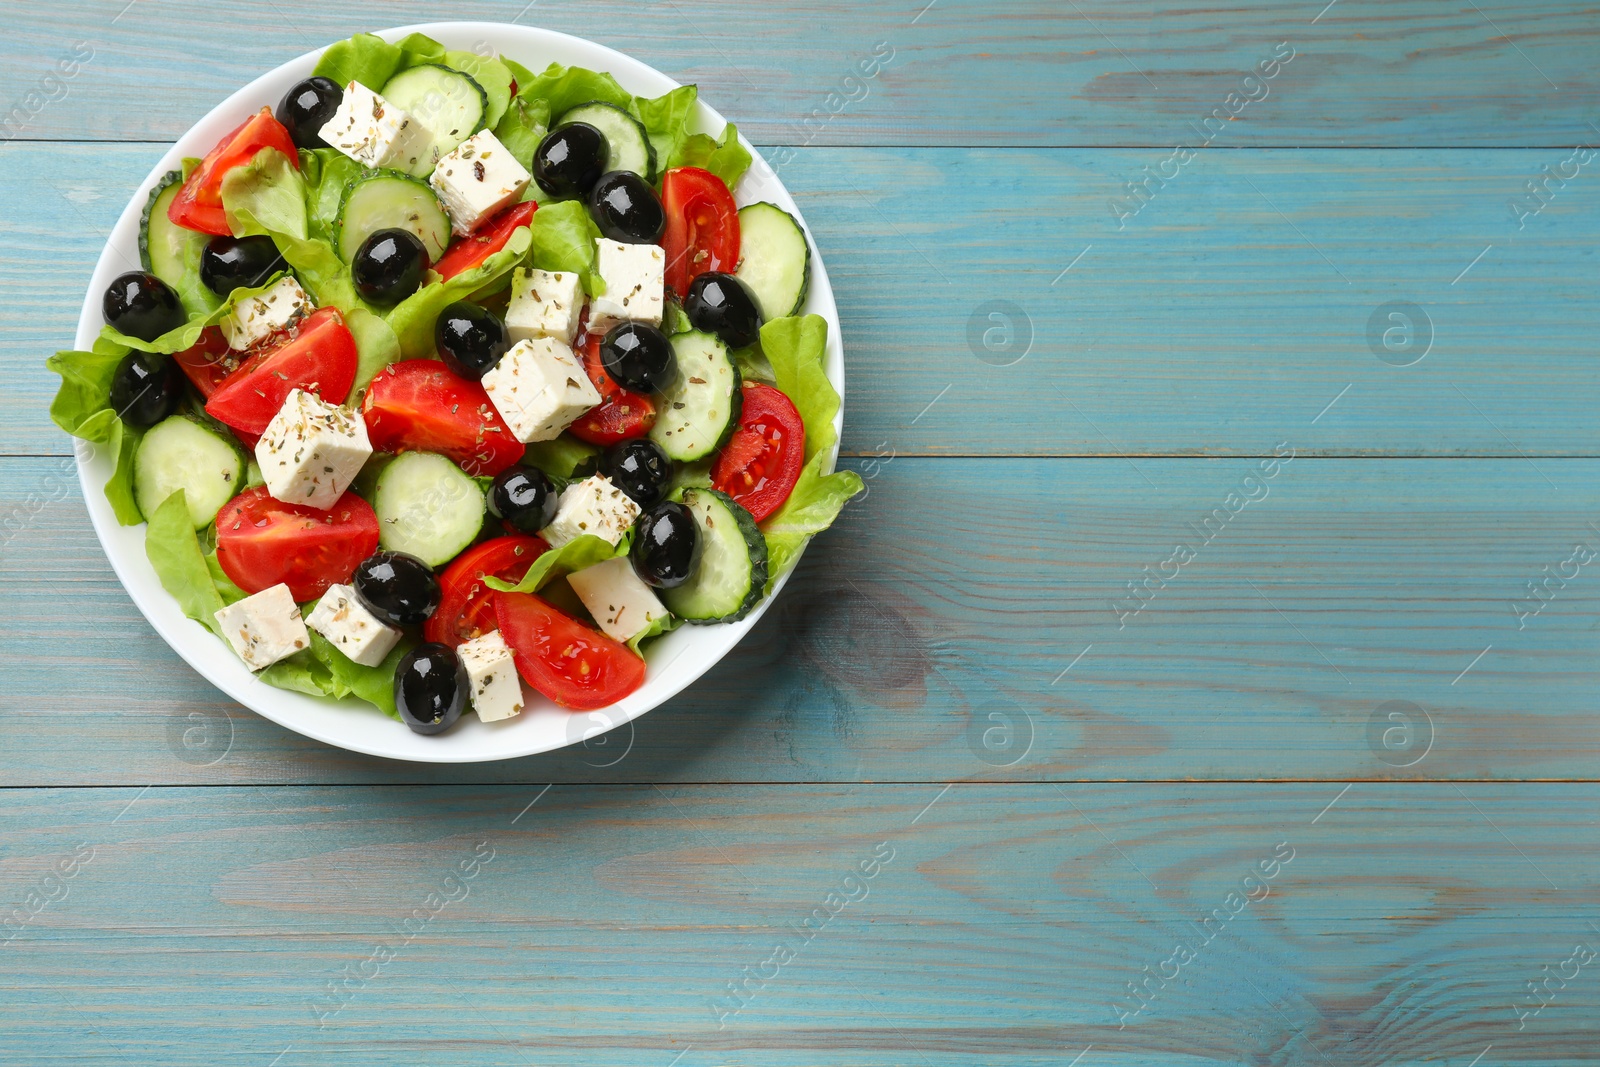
73,22,843,764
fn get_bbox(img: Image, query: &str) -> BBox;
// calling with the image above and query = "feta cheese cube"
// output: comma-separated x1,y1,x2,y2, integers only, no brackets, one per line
567,557,668,644
480,337,602,444
214,583,309,671
541,475,640,549
505,268,584,346
318,81,436,172
220,276,313,351
255,389,372,510
429,130,531,236
588,239,664,334
305,583,401,668
457,629,524,723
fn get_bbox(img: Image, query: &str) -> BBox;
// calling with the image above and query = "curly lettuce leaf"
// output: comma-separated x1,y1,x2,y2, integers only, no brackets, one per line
670,123,752,190
521,435,600,479
484,535,625,595
302,611,414,719
517,62,633,119
628,612,679,654
312,31,443,90
528,199,604,294
100,268,288,356
104,422,144,526
384,224,533,360
756,315,863,590
299,147,364,246
493,92,551,172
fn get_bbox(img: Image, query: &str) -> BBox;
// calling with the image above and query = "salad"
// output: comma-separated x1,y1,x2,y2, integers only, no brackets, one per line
48,31,861,736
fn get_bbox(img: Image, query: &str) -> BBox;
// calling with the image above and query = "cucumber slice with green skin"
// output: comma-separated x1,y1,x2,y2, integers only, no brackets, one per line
381,64,489,175
649,331,742,462
337,171,452,264
559,102,656,182
133,415,245,529
373,452,486,567
662,488,769,624
734,203,811,319
140,170,211,299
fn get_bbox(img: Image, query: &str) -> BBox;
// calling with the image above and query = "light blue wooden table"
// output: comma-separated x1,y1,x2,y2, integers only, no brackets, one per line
3,1,1599,1063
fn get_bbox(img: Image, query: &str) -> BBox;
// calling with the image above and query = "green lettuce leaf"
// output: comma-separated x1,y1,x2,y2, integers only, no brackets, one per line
630,85,698,177
493,93,551,171
484,535,625,594
384,224,533,360
144,491,227,637
48,336,130,443
312,31,442,90
100,268,288,355
345,307,403,391
670,123,752,189
104,421,144,526
627,612,679,654
528,199,604,294
517,62,633,119
303,610,413,719
521,435,600,479
755,315,863,590
299,147,364,246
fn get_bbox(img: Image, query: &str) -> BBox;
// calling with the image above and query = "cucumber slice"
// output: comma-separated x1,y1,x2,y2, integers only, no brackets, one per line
373,452,486,567
336,171,452,264
559,102,656,182
662,488,768,624
139,170,211,300
134,415,245,529
649,331,742,462
381,64,489,175
734,203,811,319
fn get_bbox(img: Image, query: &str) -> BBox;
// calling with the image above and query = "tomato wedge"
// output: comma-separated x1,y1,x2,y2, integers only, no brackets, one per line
661,167,740,297
495,592,646,710
168,108,299,236
433,202,536,281
171,326,240,399
362,359,525,477
215,487,380,603
566,332,655,445
424,535,550,647
204,307,358,435
711,382,806,522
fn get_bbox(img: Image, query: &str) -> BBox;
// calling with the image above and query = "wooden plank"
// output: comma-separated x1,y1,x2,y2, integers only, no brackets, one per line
7,454,1600,785
7,143,1600,460
1,783,1595,1063
2,1,1598,146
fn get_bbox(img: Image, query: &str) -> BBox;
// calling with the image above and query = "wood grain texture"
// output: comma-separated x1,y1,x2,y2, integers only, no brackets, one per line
1,0,1597,146
1,784,1596,1065
6,143,1600,459
7,454,1599,785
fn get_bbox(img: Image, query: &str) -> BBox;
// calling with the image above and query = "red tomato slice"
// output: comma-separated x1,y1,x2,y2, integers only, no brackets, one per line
362,359,526,477
168,108,299,236
424,535,550,647
711,382,806,522
661,167,740,297
495,592,646,710
215,487,380,603
433,202,536,281
171,326,239,399
204,307,358,435
566,333,655,445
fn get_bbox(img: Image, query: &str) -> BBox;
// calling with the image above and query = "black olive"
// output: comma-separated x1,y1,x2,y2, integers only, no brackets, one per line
200,235,288,297
277,76,344,150
601,439,672,510
587,171,665,244
488,466,558,533
394,642,468,735
352,228,428,307
683,272,763,348
103,271,185,343
435,301,510,379
108,353,185,428
352,551,441,626
533,122,608,199
631,500,701,588
600,322,675,393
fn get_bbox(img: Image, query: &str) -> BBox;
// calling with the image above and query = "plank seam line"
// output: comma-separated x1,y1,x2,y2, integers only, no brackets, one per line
4,779,1600,790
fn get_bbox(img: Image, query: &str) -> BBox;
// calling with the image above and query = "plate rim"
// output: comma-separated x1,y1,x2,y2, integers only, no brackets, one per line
70,20,845,764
